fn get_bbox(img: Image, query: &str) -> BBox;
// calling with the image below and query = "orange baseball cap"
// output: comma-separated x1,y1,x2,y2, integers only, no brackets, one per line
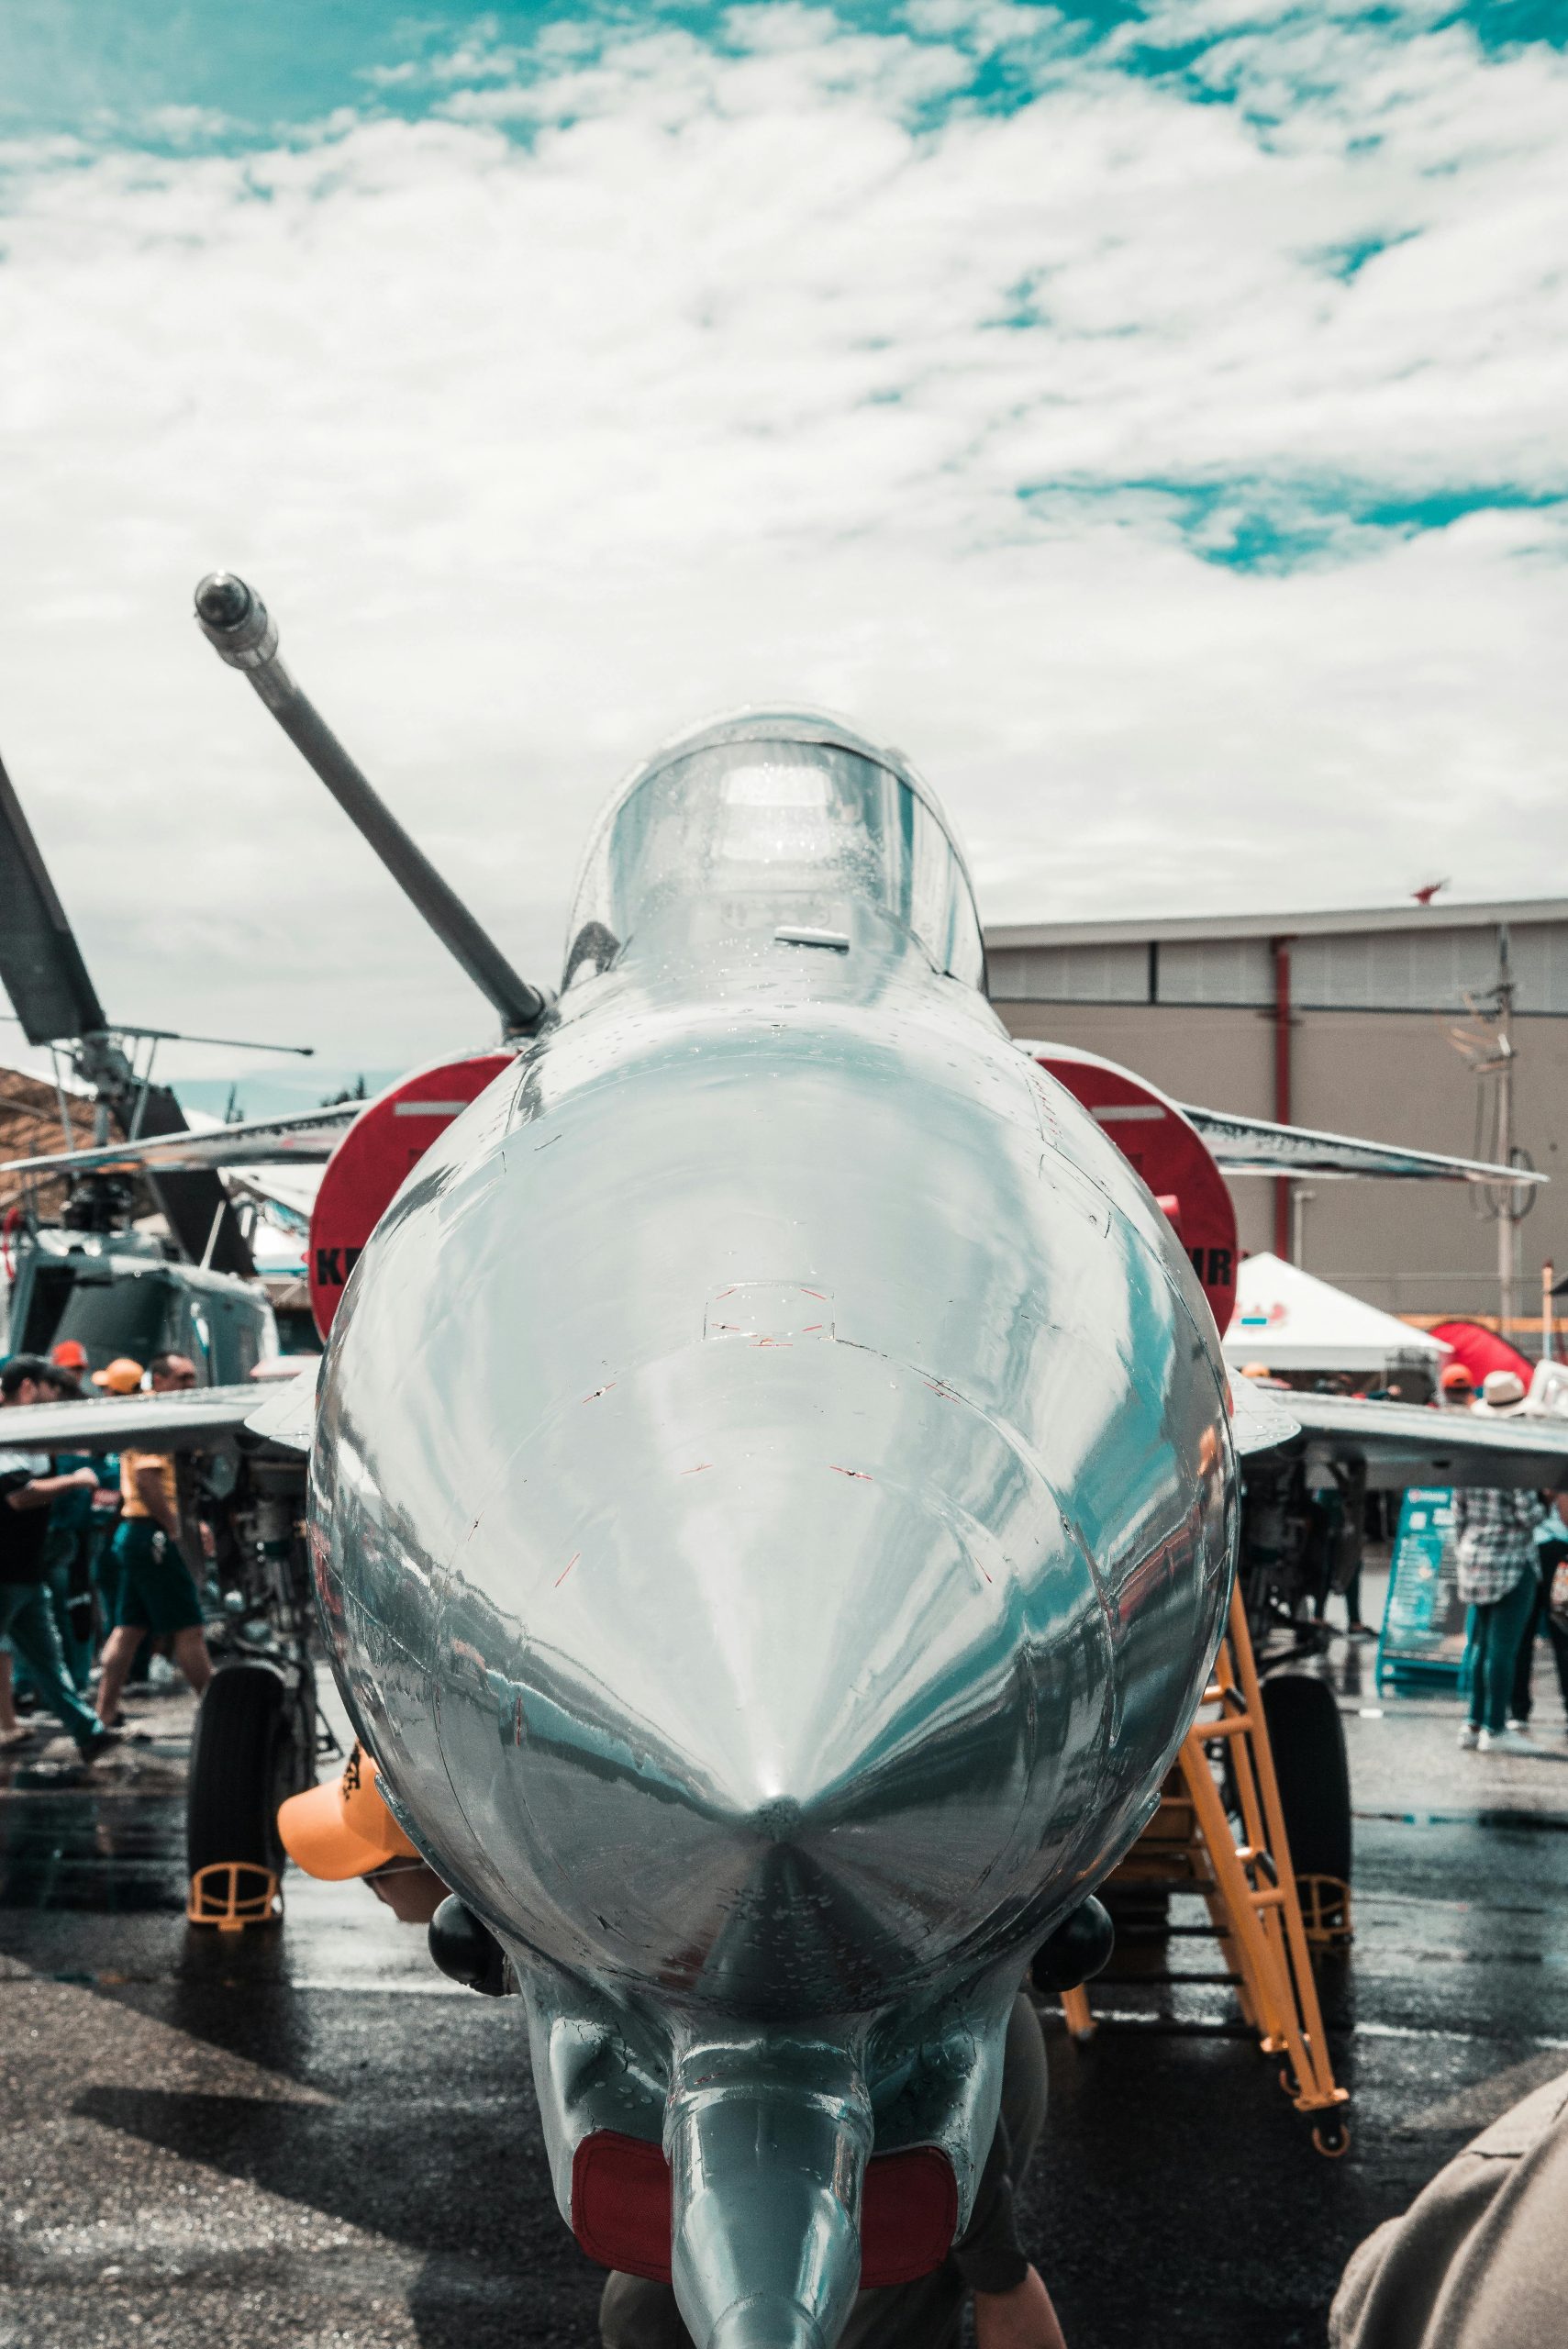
1440,1363,1474,1390
50,1341,89,1371
92,1357,145,1393
277,1742,418,1880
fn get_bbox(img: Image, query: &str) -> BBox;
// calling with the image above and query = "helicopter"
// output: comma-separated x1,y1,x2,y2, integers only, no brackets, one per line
3,574,1563,2349
0,745,307,1383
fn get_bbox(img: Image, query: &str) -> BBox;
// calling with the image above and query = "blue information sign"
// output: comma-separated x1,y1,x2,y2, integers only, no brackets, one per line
1376,1488,1468,1692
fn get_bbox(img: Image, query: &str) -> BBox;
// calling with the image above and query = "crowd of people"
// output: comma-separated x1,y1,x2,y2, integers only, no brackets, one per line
1245,1354,1568,1749
0,1342,213,1764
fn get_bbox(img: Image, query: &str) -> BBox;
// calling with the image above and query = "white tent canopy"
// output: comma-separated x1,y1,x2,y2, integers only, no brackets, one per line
1223,1252,1450,1377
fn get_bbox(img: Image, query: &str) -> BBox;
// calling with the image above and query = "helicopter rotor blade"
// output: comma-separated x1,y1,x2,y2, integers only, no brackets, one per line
194,573,548,1039
0,747,109,1046
0,743,256,1276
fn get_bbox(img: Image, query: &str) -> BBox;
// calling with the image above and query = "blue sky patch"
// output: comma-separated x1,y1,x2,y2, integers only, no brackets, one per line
1,2,1561,155
1016,479,1568,573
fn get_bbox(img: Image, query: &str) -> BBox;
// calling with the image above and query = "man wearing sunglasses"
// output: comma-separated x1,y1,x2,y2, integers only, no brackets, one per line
95,1353,214,1731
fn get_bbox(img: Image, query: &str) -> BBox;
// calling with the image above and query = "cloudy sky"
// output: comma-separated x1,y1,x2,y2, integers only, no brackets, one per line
1,0,1564,1101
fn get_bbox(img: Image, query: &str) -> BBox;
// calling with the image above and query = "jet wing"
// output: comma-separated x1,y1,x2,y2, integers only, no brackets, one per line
241,1365,317,1454
1229,1375,1301,1457
0,1102,358,1179
0,1372,315,1460
1182,1106,1545,1186
1239,1389,1568,1494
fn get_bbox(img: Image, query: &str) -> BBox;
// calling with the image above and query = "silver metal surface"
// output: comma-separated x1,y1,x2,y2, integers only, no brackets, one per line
309,713,1236,2346
1182,1103,1547,1185
1285,1390,1568,1492
1227,1375,1302,1457
1229,1374,1568,1489
0,1383,278,1454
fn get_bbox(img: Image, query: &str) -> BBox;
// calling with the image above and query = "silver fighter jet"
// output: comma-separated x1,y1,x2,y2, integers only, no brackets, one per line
307,707,1234,2349
1,578,1550,2349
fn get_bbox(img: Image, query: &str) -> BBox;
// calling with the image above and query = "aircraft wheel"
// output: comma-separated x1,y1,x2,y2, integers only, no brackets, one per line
1261,1673,1352,1901
186,1663,301,1885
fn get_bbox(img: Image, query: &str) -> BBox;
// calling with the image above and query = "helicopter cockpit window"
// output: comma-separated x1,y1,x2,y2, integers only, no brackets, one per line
564,737,984,987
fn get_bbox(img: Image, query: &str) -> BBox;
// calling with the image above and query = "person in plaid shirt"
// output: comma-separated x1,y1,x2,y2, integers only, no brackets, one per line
1455,1467,1547,1754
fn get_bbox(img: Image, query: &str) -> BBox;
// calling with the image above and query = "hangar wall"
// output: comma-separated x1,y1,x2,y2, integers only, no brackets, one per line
986,899,1568,1330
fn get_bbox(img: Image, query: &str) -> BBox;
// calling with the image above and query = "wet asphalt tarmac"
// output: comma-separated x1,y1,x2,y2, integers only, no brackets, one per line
3,1593,1567,2349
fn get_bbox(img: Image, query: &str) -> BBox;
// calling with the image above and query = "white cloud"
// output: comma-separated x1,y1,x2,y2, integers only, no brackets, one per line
139,104,234,144
0,3,1563,1081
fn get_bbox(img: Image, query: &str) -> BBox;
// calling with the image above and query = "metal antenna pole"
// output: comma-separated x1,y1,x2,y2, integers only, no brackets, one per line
1495,927,1518,1342
194,574,546,1039
1291,1185,1315,1269
1451,926,1534,1346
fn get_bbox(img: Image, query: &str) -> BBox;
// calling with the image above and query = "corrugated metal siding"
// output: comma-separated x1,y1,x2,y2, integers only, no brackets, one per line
988,919,1568,1011
1157,938,1273,1006
1508,926,1568,1015
987,942,1148,1003
1290,927,1498,1010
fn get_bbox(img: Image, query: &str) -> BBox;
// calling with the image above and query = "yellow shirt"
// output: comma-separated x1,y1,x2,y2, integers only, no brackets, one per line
119,1450,177,1522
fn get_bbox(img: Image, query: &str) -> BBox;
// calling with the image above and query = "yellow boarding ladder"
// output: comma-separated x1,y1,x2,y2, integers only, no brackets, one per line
1061,1584,1350,2155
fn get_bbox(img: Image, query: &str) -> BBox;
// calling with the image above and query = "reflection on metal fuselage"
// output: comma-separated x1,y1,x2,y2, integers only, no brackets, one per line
309,716,1235,2349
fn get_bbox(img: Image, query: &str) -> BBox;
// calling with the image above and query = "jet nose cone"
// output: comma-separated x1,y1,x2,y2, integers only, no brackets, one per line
432,1343,1109,2008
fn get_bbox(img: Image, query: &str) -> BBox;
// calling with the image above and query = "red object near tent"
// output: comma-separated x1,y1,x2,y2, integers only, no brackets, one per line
1428,1320,1533,1389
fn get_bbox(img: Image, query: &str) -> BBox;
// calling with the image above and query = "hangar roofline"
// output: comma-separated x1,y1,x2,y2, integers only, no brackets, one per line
984,896,1568,952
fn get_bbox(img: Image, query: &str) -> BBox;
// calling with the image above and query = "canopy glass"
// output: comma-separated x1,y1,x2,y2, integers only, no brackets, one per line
566,718,984,988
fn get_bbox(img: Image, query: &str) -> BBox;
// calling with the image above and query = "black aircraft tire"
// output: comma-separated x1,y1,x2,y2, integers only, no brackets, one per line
186,1664,294,1879
1261,1672,1353,1887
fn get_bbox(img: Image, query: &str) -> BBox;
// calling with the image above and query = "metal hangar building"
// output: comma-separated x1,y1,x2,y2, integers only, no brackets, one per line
984,897,1568,1332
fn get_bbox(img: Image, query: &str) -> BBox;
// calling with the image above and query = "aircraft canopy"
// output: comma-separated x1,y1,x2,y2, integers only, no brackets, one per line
565,714,985,987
